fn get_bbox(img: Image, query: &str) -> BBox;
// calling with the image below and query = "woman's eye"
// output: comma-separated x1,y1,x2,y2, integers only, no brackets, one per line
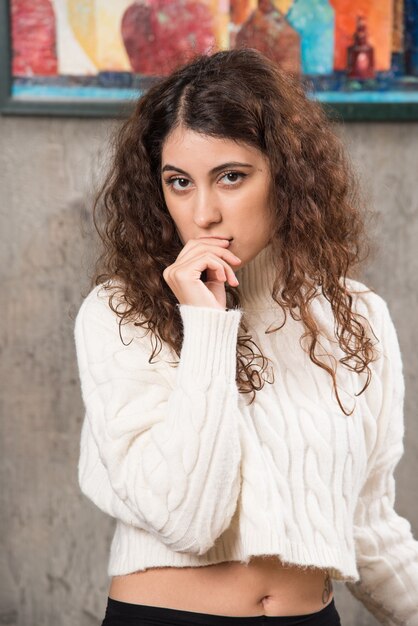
220,171,246,185
169,177,190,191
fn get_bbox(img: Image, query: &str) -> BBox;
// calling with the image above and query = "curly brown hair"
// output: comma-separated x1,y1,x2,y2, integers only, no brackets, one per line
92,47,378,415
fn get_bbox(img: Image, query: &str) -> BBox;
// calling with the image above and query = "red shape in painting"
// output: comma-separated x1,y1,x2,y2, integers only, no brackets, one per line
12,0,57,76
121,0,215,75
347,14,375,79
234,0,301,75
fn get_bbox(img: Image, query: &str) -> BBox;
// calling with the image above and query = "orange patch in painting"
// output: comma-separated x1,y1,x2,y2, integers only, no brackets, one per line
330,0,393,72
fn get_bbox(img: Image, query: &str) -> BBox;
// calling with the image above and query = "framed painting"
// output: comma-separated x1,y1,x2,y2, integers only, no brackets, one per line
1,0,418,120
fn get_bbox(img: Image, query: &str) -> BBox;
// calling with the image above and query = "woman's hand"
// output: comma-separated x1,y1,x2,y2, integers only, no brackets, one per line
163,237,242,310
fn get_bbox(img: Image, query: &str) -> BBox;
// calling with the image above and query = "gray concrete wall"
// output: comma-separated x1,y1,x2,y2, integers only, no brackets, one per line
0,115,417,626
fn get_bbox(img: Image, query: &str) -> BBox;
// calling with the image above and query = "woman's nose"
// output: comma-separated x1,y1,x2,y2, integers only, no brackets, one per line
193,190,222,227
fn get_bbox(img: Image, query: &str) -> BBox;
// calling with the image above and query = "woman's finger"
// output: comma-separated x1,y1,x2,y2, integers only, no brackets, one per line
175,237,230,264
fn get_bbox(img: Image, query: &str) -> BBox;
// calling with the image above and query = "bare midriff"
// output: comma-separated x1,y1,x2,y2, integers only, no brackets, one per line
109,555,334,617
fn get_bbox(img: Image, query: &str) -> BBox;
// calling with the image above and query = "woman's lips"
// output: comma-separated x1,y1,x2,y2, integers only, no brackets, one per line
197,236,233,241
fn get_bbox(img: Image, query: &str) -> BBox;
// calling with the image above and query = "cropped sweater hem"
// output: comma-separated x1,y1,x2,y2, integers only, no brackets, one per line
108,520,358,582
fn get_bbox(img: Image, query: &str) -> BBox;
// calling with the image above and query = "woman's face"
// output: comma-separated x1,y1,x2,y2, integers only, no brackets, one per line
160,126,275,267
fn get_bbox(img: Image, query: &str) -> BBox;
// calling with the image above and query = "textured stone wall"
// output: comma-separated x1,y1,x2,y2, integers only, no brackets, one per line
0,115,417,626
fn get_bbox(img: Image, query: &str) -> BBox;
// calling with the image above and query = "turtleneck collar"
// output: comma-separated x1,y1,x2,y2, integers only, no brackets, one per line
234,242,279,309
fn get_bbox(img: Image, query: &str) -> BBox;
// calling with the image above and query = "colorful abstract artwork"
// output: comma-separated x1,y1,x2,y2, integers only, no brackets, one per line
1,0,418,118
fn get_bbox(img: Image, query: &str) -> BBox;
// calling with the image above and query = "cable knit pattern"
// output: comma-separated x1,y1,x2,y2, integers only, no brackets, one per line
75,243,418,625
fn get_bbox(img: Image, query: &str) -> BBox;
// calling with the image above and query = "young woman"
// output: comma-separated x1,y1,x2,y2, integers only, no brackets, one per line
74,48,418,626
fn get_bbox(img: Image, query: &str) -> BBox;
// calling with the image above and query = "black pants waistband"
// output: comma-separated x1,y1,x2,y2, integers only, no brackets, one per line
102,597,341,626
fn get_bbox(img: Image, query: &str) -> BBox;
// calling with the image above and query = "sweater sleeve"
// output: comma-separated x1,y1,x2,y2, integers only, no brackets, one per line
345,297,418,626
74,285,243,556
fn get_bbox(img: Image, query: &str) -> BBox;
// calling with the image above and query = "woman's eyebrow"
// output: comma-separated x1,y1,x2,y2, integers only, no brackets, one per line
161,162,254,176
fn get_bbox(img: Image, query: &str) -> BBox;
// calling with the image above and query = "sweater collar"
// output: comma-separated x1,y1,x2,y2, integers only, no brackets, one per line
234,242,279,309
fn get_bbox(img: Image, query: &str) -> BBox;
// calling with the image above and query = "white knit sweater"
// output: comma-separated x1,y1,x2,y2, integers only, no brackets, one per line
75,243,418,626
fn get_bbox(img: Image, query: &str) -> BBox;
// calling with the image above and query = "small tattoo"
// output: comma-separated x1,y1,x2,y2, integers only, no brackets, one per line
322,572,333,604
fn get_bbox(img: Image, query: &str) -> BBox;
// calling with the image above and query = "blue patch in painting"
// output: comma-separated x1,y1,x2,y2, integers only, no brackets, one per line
313,91,418,102
12,82,418,104
12,84,142,100
287,0,334,76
